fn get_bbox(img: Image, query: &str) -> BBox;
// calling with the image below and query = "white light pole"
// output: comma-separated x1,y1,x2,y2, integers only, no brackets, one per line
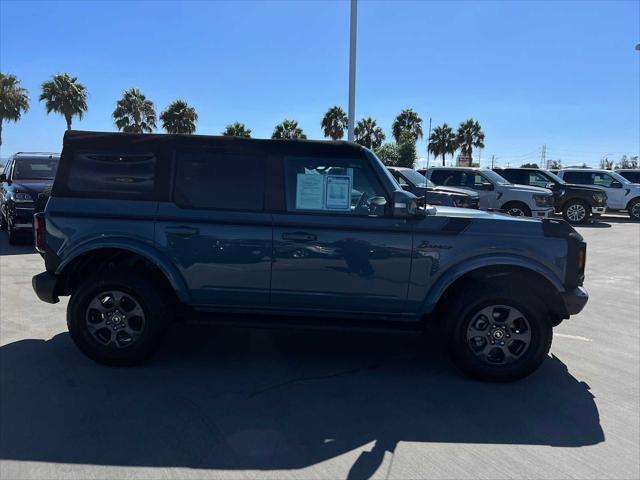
347,0,357,142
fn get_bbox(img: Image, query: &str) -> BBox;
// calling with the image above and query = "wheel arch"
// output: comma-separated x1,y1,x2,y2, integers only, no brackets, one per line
422,257,565,322
56,238,190,304
625,195,640,211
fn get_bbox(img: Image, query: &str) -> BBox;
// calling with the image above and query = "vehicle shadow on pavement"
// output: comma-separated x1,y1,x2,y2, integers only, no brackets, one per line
0,233,36,256
0,325,604,478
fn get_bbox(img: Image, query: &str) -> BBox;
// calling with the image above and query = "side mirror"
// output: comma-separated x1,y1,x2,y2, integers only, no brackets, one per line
545,182,557,190
392,190,419,217
0,173,6,183
611,181,623,189
479,183,494,191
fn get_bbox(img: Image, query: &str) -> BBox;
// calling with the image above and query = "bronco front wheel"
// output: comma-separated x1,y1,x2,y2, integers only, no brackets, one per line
445,285,552,382
67,269,172,366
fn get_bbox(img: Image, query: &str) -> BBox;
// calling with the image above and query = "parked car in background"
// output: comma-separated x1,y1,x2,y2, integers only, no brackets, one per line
423,167,555,218
32,130,589,382
616,169,640,184
388,167,479,209
0,152,60,244
494,167,607,224
556,169,640,220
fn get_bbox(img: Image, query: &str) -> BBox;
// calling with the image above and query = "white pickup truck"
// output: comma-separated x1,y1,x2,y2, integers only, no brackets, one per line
423,167,555,218
556,168,640,220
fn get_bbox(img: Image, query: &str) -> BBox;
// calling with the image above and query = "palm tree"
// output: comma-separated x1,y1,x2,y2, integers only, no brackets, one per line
112,88,156,133
428,123,458,166
456,118,485,161
392,108,423,142
160,100,197,134
222,122,252,138
354,117,385,149
0,73,29,147
321,106,348,140
39,73,88,131
272,119,307,140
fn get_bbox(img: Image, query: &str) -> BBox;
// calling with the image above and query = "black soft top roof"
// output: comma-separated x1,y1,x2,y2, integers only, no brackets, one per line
62,130,367,158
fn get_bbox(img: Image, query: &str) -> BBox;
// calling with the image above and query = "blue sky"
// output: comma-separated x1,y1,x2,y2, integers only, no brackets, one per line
1,0,638,168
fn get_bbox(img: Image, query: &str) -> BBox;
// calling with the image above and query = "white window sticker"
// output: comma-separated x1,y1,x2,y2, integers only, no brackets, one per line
325,175,352,210
296,173,325,210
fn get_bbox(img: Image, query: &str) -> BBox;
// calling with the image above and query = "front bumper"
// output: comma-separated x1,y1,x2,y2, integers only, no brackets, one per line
561,286,589,316
12,205,35,229
32,271,60,304
532,207,555,219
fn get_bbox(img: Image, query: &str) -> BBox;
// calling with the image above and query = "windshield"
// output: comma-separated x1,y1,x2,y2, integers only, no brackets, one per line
481,169,512,185
542,170,567,185
400,169,435,188
12,157,59,180
608,171,631,184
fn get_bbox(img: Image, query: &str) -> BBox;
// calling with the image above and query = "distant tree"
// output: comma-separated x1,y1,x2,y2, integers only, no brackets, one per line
222,122,252,138
272,119,306,139
456,118,485,161
392,108,423,142
374,143,400,166
39,73,88,131
354,117,385,149
616,155,639,169
321,106,348,140
0,72,29,146
113,88,156,133
396,131,417,168
521,162,540,168
599,157,614,170
548,159,563,170
428,123,457,166
160,100,197,134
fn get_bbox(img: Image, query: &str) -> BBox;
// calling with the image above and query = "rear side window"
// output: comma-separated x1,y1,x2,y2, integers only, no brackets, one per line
66,151,156,198
430,170,459,185
174,150,265,211
563,171,591,184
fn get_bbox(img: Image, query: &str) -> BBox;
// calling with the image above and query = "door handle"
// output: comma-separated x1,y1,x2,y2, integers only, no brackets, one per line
282,232,317,242
165,226,199,237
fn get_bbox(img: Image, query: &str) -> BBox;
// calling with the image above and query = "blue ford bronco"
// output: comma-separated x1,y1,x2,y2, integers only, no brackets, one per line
32,131,588,381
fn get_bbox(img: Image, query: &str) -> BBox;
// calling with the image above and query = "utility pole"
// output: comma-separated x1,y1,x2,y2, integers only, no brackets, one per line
426,117,432,167
491,154,495,169
347,0,357,142
541,144,547,169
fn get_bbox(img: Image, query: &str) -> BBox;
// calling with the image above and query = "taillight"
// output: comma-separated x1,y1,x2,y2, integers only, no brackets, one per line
33,213,46,253
578,245,586,274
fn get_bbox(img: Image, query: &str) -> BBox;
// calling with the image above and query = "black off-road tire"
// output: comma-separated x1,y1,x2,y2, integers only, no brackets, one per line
502,201,532,217
444,283,553,382
0,212,7,230
67,269,173,366
562,199,590,225
7,220,20,245
627,198,640,221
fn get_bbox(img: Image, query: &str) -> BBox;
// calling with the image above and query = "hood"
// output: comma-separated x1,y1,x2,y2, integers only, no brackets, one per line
562,184,607,194
431,205,536,221
10,180,52,197
431,185,479,198
508,183,553,195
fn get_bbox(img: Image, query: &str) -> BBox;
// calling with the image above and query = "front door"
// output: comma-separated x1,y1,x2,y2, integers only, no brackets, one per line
564,171,626,208
156,149,272,307
270,155,413,315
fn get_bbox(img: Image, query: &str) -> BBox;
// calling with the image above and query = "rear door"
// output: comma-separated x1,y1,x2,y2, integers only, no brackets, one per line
270,154,413,315
155,148,272,307
430,170,495,209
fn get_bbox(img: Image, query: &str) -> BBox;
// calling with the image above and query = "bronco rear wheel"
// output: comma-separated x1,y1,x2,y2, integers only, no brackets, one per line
444,285,552,382
67,269,172,366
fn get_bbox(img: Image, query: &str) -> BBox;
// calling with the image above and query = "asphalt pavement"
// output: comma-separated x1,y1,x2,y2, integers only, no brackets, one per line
0,215,638,479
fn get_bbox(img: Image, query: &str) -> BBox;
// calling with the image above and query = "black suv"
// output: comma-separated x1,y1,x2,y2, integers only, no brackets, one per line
494,168,607,224
1,152,60,243
387,167,479,209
